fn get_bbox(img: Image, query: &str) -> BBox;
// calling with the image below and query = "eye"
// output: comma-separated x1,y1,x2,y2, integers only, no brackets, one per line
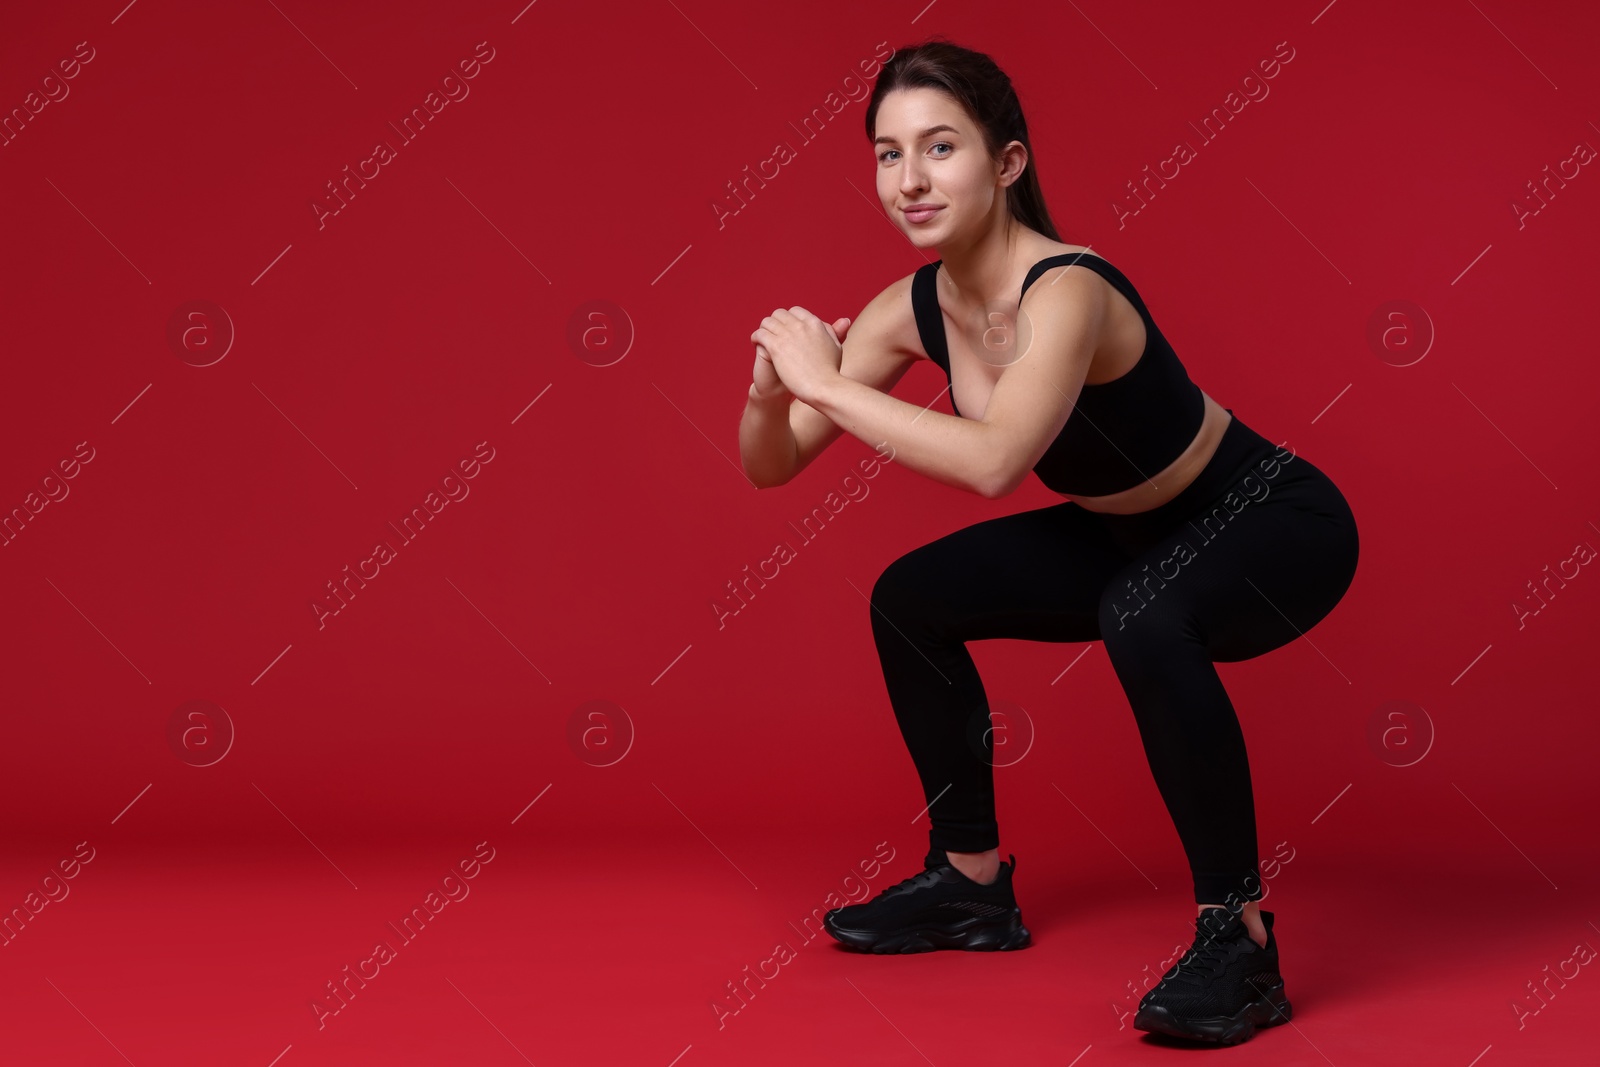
878,143,954,163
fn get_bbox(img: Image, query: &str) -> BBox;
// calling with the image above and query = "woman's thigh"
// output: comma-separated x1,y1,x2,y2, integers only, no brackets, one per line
872,500,1131,644
1097,456,1360,662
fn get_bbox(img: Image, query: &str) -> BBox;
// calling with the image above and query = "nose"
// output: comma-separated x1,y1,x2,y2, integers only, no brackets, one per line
899,158,928,197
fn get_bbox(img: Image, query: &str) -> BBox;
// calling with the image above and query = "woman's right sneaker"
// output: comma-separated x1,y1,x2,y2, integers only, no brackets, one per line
822,848,1032,954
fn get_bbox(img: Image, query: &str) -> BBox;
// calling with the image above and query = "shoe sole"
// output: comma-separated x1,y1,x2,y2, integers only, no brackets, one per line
1133,982,1293,1045
822,911,1032,954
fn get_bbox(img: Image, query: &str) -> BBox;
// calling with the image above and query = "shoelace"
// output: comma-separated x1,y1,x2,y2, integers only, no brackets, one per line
881,866,950,898
1170,919,1246,982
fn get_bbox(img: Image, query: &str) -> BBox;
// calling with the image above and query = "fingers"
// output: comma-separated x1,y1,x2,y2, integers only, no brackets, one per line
751,314,799,344
754,307,836,344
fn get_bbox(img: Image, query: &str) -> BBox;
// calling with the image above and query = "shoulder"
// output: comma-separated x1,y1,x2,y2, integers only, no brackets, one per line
849,267,933,364
1020,250,1112,301
1017,257,1111,331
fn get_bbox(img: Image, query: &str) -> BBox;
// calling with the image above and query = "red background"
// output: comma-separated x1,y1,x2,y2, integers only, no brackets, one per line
3,1,1596,1064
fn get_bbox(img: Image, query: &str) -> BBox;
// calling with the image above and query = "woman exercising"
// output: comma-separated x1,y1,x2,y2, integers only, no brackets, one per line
738,39,1358,1048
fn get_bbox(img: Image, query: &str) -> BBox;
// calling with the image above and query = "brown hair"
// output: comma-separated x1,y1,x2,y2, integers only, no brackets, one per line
865,37,1062,242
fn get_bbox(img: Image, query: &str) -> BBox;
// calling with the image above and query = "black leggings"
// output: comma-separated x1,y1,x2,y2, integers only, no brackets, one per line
868,412,1359,906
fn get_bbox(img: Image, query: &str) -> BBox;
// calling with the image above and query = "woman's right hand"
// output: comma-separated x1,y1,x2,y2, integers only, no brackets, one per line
751,315,851,402
751,341,788,401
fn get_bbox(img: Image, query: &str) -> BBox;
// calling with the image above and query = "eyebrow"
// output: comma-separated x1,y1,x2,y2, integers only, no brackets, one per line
873,124,961,147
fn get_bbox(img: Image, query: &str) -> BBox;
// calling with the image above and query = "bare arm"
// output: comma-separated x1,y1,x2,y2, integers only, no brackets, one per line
738,386,801,489
799,265,1106,499
739,278,921,488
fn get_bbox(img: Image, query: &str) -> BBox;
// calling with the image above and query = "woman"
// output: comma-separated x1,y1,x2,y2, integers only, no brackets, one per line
739,39,1358,1048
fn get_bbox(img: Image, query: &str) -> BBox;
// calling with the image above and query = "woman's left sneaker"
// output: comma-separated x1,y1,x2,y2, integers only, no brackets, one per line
1133,906,1293,1045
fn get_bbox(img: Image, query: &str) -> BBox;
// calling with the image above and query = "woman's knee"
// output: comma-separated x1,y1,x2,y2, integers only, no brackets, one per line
870,547,942,623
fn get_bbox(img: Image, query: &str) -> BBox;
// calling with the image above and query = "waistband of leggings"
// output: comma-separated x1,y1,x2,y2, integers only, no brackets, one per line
1101,410,1279,528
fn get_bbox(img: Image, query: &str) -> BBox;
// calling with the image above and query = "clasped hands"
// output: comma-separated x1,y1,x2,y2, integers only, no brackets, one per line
749,307,853,406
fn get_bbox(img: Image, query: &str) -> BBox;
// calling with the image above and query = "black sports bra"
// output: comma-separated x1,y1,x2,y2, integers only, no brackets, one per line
910,252,1206,497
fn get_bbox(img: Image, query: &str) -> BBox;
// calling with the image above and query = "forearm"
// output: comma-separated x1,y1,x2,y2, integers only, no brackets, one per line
738,384,799,487
804,374,998,497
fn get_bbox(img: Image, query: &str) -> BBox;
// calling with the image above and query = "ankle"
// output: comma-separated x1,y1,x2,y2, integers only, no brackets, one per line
945,848,1001,885
1198,901,1268,947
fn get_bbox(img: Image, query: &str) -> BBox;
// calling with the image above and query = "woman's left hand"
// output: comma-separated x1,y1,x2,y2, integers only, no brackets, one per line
750,307,843,406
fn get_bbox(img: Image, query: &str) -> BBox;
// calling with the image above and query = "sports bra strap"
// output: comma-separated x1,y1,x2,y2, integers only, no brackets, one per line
1020,252,1152,326
911,261,951,372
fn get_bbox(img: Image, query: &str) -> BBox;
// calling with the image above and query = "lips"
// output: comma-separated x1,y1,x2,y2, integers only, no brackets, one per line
904,206,942,223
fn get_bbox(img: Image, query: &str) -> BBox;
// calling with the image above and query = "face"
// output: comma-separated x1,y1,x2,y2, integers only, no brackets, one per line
873,87,1024,248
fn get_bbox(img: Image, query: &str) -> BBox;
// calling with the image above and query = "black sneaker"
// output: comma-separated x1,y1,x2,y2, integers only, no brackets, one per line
1134,906,1293,1045
821,847,1032,954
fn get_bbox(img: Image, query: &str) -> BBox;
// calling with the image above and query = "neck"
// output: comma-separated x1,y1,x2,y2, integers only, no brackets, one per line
934,216,1036,307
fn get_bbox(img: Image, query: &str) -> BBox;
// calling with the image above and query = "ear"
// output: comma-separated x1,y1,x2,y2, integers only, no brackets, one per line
998,140,1028,187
